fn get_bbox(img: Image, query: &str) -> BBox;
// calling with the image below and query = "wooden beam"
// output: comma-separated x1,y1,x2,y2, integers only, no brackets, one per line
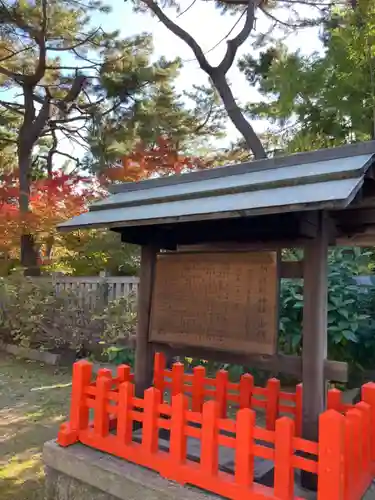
335,207,375,226
134,245,158,398
152,344,348,383
177,241,305,252
301,212,329,490
280,261,303,279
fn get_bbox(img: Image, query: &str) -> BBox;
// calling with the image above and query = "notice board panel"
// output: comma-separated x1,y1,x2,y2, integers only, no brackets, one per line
149,251,279,355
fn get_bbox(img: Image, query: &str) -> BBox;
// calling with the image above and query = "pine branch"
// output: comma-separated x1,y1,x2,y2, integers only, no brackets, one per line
47,28,101,52
218,0,259,74
0,44,36,63
0,99,25,115
142,0,213,74
24,0,47,85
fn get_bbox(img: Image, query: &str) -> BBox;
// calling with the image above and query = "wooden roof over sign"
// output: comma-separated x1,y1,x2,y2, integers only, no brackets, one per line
58,141,375,246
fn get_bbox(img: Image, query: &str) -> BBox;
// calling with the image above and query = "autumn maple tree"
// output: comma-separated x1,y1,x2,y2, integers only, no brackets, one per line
101,136,209,183
0,170,96,267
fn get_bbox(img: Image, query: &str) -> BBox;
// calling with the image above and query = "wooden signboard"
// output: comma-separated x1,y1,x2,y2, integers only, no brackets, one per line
149,251,279,355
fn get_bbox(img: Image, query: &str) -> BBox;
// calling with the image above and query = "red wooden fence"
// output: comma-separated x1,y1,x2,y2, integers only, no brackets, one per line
58,358,375,500
153,352,303,434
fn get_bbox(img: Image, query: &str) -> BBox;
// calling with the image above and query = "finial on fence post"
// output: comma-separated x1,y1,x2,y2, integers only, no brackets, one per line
117,381,134,445
192,365,205,412
171,362,184,397
142,387,161,454
239,373,253,410
216,369,228,418
266,378,280,431
94,371,113,438
153,352,166,394
327,388,342,412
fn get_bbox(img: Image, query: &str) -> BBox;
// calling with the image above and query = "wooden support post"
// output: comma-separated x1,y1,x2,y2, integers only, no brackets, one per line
135,245,158,398
301,212,329,490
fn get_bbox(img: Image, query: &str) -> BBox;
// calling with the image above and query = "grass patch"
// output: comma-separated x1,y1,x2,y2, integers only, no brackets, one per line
0,352,72,499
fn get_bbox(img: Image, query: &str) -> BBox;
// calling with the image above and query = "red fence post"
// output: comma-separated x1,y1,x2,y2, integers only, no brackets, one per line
344,413,354,500
274,417,294,500
317,410,345,500
97,367,112,379
154,352,166,394
295,384,302,437
117,381,134,445
117,364,131,384
192,365,206,412
356,402,371,478
346,408,362,498
235,408,255,488
201,400,219,477
142,387,161,454
170,393,188,468
266,378,280,431
361,382,375,462
216,369,228,418
327,388,342,412
94,371,112,438
58,360,92,446
171,362,184,397
239,373,253,410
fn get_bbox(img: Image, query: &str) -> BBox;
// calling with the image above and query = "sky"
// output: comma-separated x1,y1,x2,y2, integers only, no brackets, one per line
57,0,324,165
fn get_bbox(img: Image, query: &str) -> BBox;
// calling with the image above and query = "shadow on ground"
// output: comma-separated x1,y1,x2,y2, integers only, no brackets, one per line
0,353,72,500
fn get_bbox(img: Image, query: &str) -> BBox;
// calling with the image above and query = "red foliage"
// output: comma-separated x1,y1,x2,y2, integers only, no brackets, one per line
101,137,208,184
0,170,96,257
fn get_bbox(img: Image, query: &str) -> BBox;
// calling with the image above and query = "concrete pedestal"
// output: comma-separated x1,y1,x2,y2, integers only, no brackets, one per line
43,440,375,500
43,440,217,500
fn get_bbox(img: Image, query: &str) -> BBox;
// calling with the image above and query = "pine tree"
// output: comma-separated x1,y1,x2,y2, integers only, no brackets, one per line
0,1,176,273
238,1,375,153
127,0,332,158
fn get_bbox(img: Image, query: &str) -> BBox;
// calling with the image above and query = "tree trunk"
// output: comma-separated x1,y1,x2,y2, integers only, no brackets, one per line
211,72,266,159
18,145,40,276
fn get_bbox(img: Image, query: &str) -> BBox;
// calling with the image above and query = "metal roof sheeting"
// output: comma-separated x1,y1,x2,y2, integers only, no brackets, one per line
58,143,375,232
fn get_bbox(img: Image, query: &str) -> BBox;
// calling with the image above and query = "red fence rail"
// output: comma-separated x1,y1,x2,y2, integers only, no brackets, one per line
58,358,375,500
154,352,303,434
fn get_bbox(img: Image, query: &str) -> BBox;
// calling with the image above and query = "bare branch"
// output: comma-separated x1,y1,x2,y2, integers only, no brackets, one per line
56,150,81,163
193,101,214,134
0,65,24,83
50,114,91,125
0,44,36,63
188,10,247,63
218,0,259,74
0,99,25,115
142,0,213,74
62,73,87,104
177,0,197,18
47,27,101,52
25,0,47,85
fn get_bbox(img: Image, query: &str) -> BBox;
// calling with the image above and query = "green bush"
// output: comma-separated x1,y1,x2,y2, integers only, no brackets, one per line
279,248,375,375
93,294,137,346
0,273,137,353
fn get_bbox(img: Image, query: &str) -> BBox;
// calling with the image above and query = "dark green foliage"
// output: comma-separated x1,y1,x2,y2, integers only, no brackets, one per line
238,2,375,152
104,346,135,366
280,248,375,383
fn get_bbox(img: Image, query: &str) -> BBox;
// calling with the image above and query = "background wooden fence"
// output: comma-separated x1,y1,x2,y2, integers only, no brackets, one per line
52,276,139,307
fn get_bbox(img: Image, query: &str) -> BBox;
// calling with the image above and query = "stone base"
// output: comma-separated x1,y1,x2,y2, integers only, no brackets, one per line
43,440,217,500
43,440,375,500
